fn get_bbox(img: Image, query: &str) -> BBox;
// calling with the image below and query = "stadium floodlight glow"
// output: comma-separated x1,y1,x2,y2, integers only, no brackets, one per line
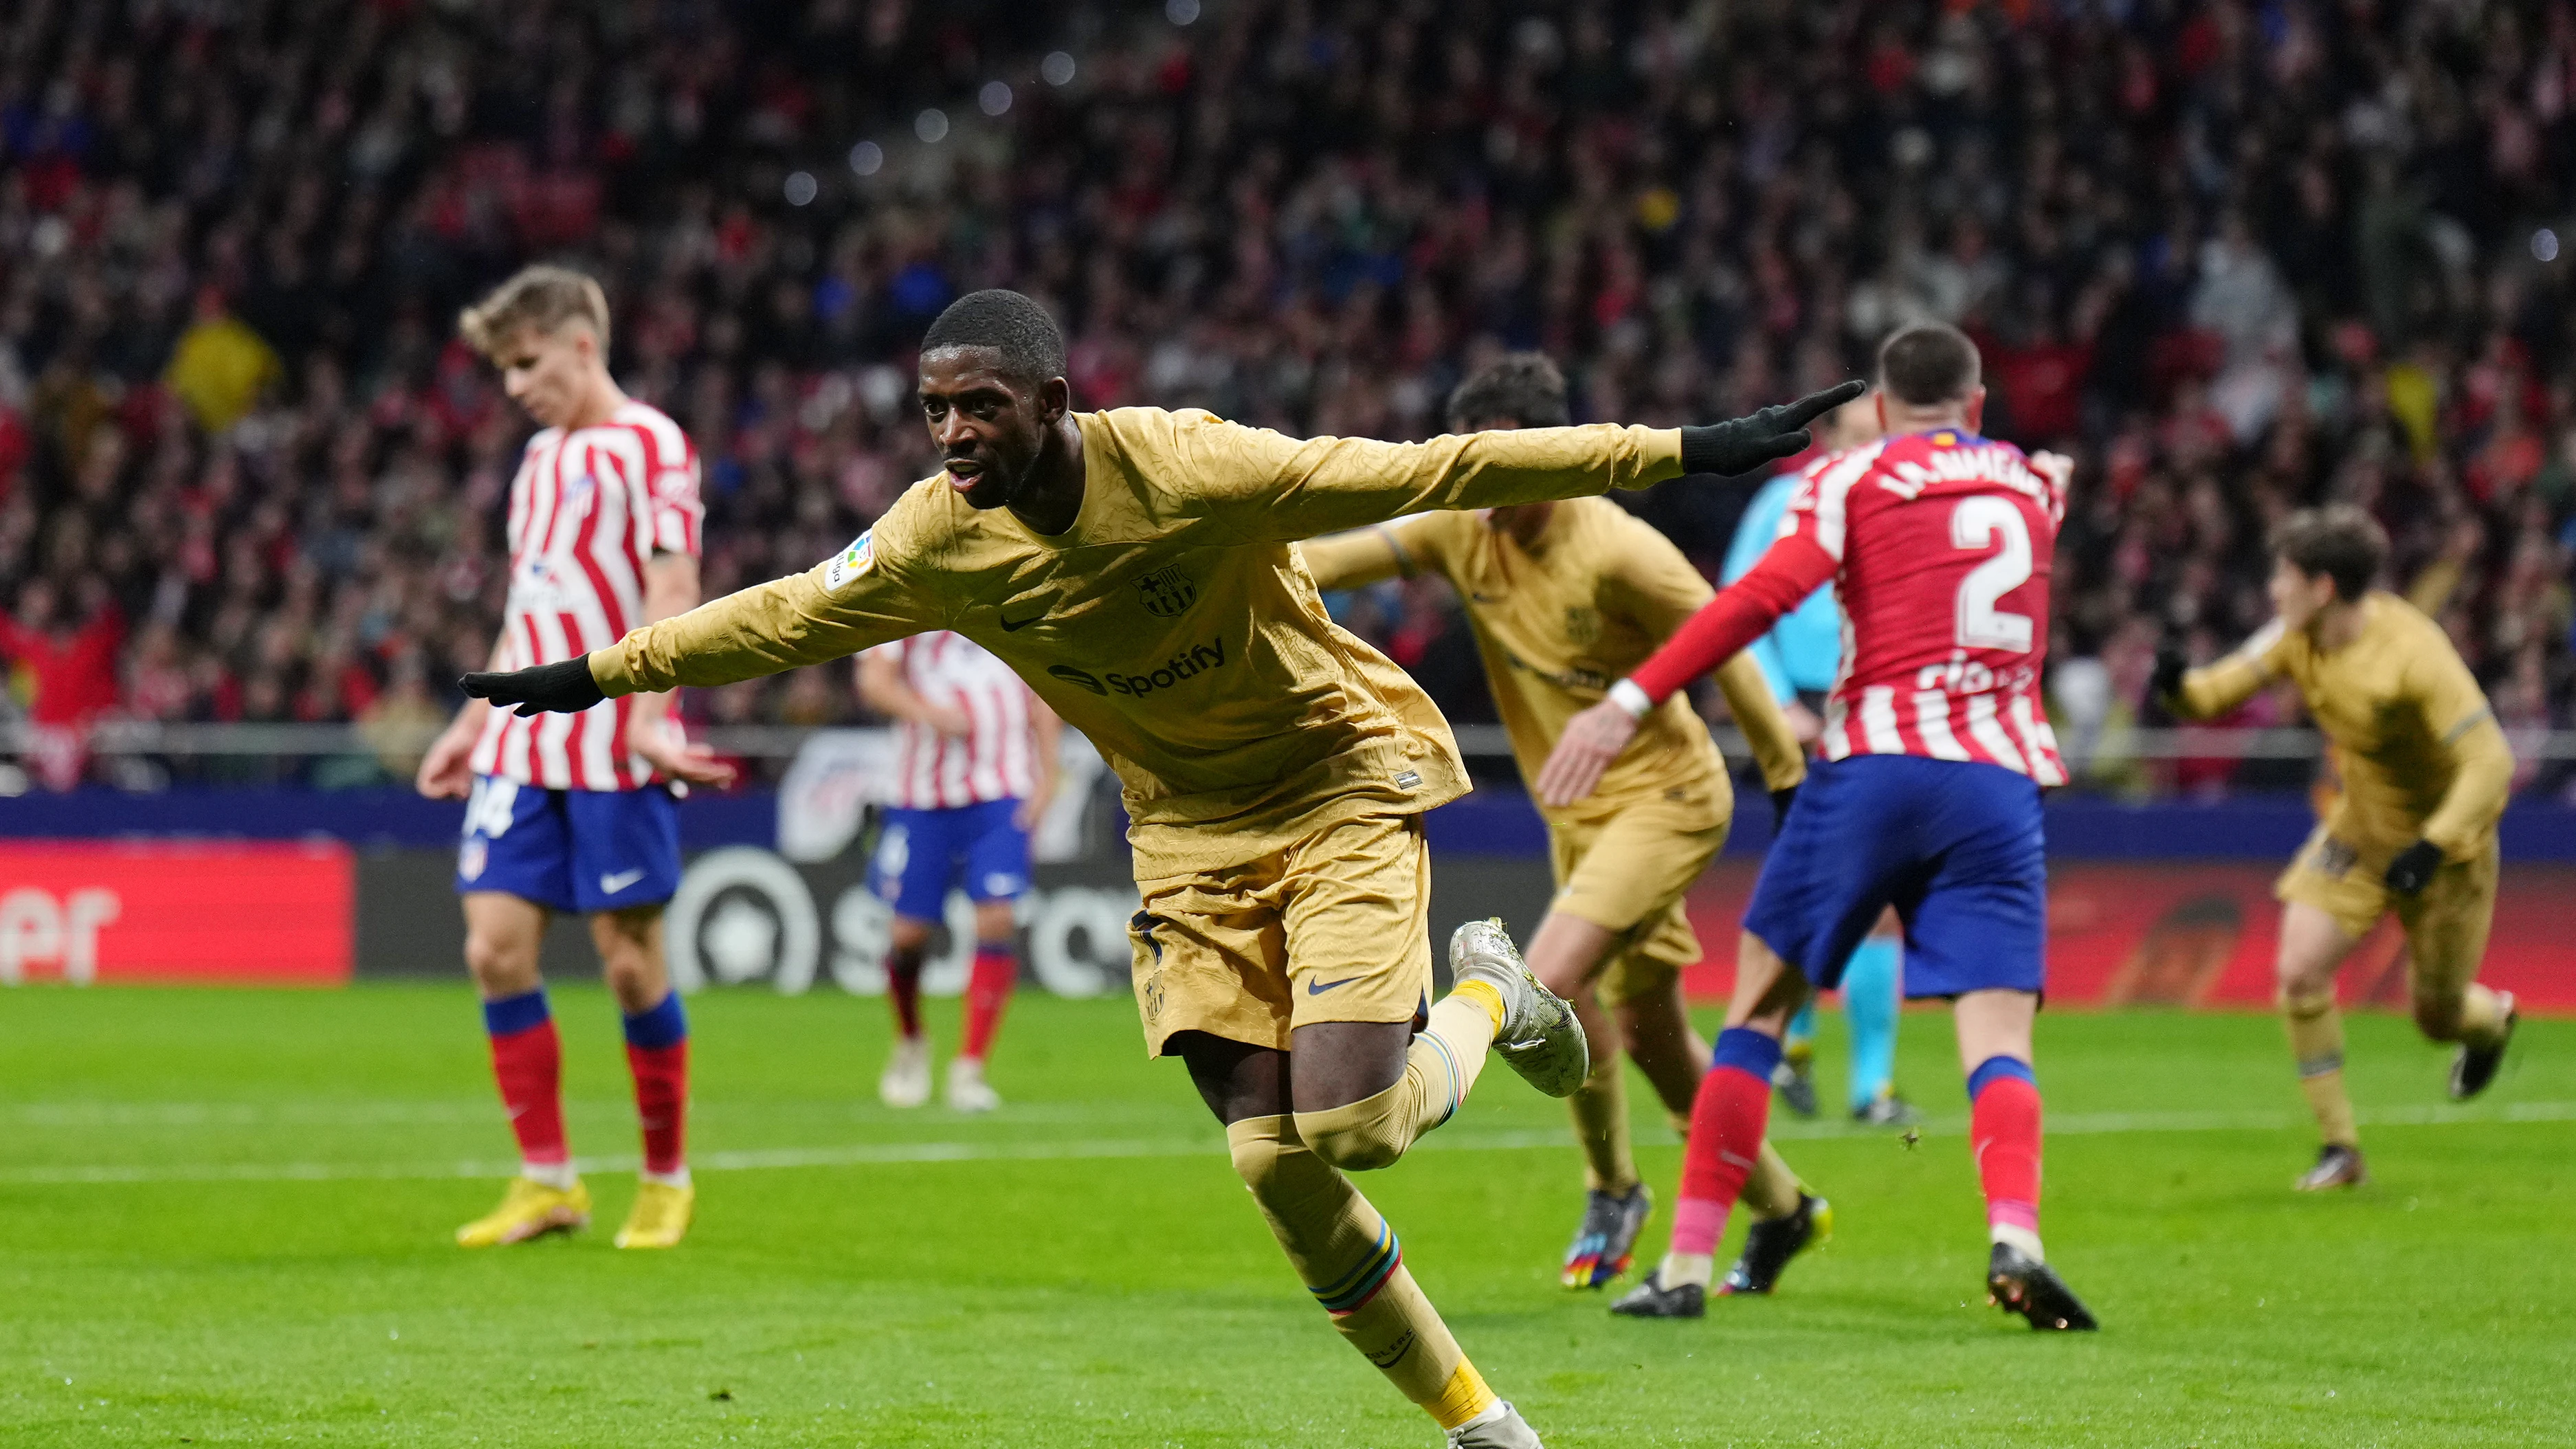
980,80,1013,116
2536,228,2562,263
1041,51,1076,86
847,140,883,177
915,108,949,144
784,170,818,206
1166,0,1201,23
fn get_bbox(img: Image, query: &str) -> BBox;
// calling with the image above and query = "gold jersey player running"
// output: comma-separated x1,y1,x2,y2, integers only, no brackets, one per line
1297,355,1827,1303
462,289,1861,1448
2157,505,2520,1191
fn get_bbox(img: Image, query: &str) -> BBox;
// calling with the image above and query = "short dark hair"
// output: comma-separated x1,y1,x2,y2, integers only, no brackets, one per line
2271,504,2387,601
921,289,1067,384
1876,323,1981,406
1448,352,1571,430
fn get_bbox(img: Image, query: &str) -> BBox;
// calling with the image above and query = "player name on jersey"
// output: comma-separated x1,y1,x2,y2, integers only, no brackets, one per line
1791,431,2067,785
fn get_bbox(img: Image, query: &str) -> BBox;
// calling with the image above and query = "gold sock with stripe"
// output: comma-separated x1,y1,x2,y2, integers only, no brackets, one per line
1227,1116,1494,1427
1295,994,1496,1172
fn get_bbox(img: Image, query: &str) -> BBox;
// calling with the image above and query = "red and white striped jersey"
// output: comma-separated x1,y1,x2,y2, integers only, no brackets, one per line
869,632,1043,808
470,400,704,791
1788,429,2067,784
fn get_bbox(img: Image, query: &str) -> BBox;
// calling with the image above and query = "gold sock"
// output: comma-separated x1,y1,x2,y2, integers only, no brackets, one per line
1568,1050,1637,1193
1228,1116,1486,1424
1739,1140,1803,1220
2456,984,2507,1046
2282,989,2359,1147
1296,995,1495,1171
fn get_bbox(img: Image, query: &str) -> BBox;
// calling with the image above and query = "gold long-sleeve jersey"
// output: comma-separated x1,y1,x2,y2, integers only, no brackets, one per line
2176,593,2512,858
1296,498,1807,826
591,406,1685,875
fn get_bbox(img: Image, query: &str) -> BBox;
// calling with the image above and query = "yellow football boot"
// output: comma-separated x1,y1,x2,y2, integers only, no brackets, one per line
455,1175,591,1247
614,1180,694,1249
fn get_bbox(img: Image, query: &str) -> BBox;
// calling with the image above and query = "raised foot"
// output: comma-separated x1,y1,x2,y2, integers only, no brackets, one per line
2450,993,2517,1100
1447,918,1588,1098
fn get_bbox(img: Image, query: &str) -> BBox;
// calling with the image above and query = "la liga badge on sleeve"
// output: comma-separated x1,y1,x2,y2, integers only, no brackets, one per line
824,530,876,591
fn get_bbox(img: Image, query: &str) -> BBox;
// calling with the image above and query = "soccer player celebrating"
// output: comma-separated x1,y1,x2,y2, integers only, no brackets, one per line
1721,395,1916,1129
463,287,1858,1446
855,631,1061,1111
1540,324,2098,1330
1295,354,1829,1303
416,266,735,1251
2154,505,2518,1191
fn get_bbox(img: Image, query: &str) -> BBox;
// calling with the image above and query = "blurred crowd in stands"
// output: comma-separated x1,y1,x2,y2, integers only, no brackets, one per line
1,0,2572,797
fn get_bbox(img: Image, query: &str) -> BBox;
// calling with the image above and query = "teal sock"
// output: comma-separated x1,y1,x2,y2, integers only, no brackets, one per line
1842,937,1901,1112
1783,1002,1817,1061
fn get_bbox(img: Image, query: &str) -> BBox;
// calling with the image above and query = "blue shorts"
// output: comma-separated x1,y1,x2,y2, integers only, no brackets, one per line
1744,755,2046,1000
454,774,682,914
869,799,1031,922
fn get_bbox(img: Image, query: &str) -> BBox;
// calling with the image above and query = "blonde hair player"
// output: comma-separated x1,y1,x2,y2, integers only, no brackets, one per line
2154,504,2518,1191
420,265,735,1252
1296,353,1828,1309
462,285,1861,1448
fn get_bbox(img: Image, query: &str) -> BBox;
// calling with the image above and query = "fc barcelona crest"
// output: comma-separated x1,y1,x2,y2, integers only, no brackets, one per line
1135,565,1197,618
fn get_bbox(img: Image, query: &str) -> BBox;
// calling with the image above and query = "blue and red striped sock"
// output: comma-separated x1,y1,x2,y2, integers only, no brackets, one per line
623,992,689,1183
484,988,569,1179
1967,1054,2043,1257
1672,1027,1782,1257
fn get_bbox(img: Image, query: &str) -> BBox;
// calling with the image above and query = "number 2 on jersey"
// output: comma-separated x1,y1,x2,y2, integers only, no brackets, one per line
1950,496,2033,652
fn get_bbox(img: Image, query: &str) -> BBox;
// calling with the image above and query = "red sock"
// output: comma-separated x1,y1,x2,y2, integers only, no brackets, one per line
1969,1060,2043,1237
485,1006,567,1167
1671,1028,1780,1255
959,944,1017,1061
886,944,924,1040
625,1040,688,1176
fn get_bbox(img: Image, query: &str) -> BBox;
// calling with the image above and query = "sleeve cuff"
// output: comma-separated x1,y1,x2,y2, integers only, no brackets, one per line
1608,678,1654,720
587,645,636,698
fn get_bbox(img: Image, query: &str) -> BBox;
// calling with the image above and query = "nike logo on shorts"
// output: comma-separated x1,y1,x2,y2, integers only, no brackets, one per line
599,868,647,894
999,608,1046,631
1307,975,1363,995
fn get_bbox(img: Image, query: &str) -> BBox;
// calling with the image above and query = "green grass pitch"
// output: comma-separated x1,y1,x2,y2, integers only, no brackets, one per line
2,985,2567,1446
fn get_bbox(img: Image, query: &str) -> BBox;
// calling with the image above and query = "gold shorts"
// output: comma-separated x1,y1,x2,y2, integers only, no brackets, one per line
1127,812,1432,1057
2277,825,2499,1006
1548,789,1731,1007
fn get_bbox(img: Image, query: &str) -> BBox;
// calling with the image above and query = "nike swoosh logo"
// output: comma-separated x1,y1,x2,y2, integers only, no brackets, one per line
1307,975,1364,995
999,610,1045,632
599,868,647,894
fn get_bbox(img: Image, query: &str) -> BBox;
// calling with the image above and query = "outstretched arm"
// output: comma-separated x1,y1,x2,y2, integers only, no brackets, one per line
1535,535,1834,807
466,534,942,714
2159,619,2288,721
1206,381,1866,542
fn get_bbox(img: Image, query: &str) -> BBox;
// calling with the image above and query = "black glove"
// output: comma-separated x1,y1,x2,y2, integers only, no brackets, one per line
1769,785,1799,832
460,658,607,717
1680,379,1869,476
2147,644,2189,711
2384,840,2445,896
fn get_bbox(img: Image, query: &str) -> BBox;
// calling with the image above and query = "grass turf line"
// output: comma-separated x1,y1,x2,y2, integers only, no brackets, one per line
1,985,2567,1446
